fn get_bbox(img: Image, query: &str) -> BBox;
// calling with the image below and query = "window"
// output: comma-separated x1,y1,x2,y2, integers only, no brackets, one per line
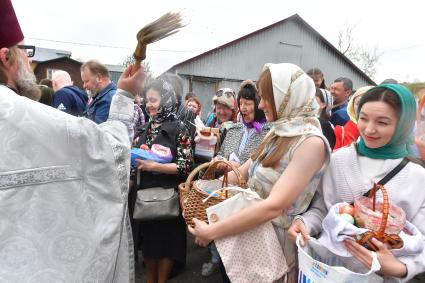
47,68,59,80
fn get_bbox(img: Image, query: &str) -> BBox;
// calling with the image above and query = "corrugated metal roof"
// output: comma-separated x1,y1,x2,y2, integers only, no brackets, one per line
168,14,375,85
32,47,72,62
105,64,125,72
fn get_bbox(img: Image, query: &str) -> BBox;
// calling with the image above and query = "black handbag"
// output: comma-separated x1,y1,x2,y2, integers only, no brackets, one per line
133,187,179,221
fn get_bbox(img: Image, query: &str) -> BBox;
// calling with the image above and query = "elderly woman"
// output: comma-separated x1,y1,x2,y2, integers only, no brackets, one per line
195,88,237,164
289,84,425,282
215,80,268,168
185,95,202,117
205,87,237,128
190,63,331,282
131,77,193,283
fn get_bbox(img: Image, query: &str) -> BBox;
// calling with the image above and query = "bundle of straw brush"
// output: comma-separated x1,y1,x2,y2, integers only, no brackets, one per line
131,12,184,75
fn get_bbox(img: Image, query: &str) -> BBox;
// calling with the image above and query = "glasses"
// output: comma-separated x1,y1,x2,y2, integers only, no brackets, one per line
216,89,235,98
17,45,35,58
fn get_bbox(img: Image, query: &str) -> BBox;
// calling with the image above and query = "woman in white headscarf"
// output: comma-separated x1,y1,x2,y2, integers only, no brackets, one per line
189,63,331,282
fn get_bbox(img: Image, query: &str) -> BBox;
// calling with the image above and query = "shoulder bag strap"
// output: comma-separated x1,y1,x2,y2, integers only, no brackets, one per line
362,158,409,197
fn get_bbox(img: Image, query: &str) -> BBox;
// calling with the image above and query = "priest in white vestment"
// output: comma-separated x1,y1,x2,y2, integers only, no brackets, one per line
0,0,144,281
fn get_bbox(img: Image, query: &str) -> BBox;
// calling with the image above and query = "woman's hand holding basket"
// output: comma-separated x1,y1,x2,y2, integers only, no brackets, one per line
344,238,408,278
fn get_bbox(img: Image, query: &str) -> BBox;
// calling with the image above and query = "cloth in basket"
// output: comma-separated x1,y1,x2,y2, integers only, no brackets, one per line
206,187,287,283
318,202,424,258
181,160,246,228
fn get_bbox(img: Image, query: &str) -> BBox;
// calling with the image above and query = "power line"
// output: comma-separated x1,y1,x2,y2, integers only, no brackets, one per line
27,37,195,53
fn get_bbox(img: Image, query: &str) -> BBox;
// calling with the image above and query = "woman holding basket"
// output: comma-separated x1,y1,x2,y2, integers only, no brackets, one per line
289,84,425,281
189,63,331,282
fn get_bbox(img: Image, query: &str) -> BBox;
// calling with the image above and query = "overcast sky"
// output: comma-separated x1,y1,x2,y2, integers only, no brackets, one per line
12,0,425,83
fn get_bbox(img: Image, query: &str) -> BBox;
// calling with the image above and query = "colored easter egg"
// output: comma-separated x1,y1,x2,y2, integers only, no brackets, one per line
339,213,355,225
339,204,355,216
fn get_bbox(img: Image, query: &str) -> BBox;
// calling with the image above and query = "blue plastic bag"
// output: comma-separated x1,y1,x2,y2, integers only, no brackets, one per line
130,147,173,167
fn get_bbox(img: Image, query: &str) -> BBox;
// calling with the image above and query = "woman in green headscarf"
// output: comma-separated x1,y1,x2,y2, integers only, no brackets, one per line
289,84,425,282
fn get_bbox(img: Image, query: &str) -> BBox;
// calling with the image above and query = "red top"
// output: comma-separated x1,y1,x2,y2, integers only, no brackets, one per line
333,120,359,150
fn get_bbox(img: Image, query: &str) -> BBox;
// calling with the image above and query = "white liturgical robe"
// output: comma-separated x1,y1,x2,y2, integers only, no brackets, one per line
0,85,135,282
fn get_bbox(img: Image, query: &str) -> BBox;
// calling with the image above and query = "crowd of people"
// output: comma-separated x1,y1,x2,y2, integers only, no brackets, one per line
1,0,425,282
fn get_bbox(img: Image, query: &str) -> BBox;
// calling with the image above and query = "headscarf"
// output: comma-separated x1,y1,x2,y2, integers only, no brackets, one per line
240,115,264,134
148,78,178,124
347,85,373,123
238,80,266,134
206,88,237,127
319,88,333,118
357,84,417,159
263,63,323,138
213,88,237,110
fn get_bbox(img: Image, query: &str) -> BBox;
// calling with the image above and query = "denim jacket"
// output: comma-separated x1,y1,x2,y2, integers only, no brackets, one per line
85,82,116,124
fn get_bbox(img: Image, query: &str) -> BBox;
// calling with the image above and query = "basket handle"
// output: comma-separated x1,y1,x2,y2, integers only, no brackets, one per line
367,184,389,240
203,159,247,188
184,162,211,192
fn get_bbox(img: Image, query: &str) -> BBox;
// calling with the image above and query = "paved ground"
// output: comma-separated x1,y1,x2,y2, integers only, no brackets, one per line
135,233,222,283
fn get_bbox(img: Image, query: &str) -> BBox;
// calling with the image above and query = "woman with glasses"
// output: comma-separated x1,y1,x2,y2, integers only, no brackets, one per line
189,63,331,282
205,88,238,128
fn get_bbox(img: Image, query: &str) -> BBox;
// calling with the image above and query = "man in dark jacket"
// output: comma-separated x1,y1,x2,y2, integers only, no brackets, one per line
52,70,88,116
81,60,116,124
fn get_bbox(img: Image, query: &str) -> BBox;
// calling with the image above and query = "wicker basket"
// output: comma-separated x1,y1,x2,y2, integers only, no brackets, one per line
415,95,425,160
179,160,247,227
355,184,404,251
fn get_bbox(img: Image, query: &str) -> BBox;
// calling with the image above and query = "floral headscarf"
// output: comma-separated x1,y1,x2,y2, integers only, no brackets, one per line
148,78,178,124
263,63,324,139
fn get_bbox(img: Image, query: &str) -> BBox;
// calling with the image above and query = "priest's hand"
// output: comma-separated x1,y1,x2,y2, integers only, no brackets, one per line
118,64,145,97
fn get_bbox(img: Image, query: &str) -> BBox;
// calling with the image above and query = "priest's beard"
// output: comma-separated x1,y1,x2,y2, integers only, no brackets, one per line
15,55,41,101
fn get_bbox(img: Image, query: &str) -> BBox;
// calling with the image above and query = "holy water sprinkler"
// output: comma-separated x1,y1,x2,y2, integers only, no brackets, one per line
131,12,184,75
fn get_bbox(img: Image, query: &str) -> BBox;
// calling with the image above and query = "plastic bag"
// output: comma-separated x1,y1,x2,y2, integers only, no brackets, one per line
130,144,173,167
297,235,383,283
354,196,406,235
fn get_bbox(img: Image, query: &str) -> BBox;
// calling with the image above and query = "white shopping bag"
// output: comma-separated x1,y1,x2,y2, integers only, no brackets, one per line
205,187,288,283
297,235,383,283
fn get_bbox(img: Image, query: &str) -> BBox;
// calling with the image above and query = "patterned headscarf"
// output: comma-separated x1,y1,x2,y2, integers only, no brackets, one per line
357,84,417,159
347,85,373,123
213,88,237,110
148,78,178,124
263,63,324,138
